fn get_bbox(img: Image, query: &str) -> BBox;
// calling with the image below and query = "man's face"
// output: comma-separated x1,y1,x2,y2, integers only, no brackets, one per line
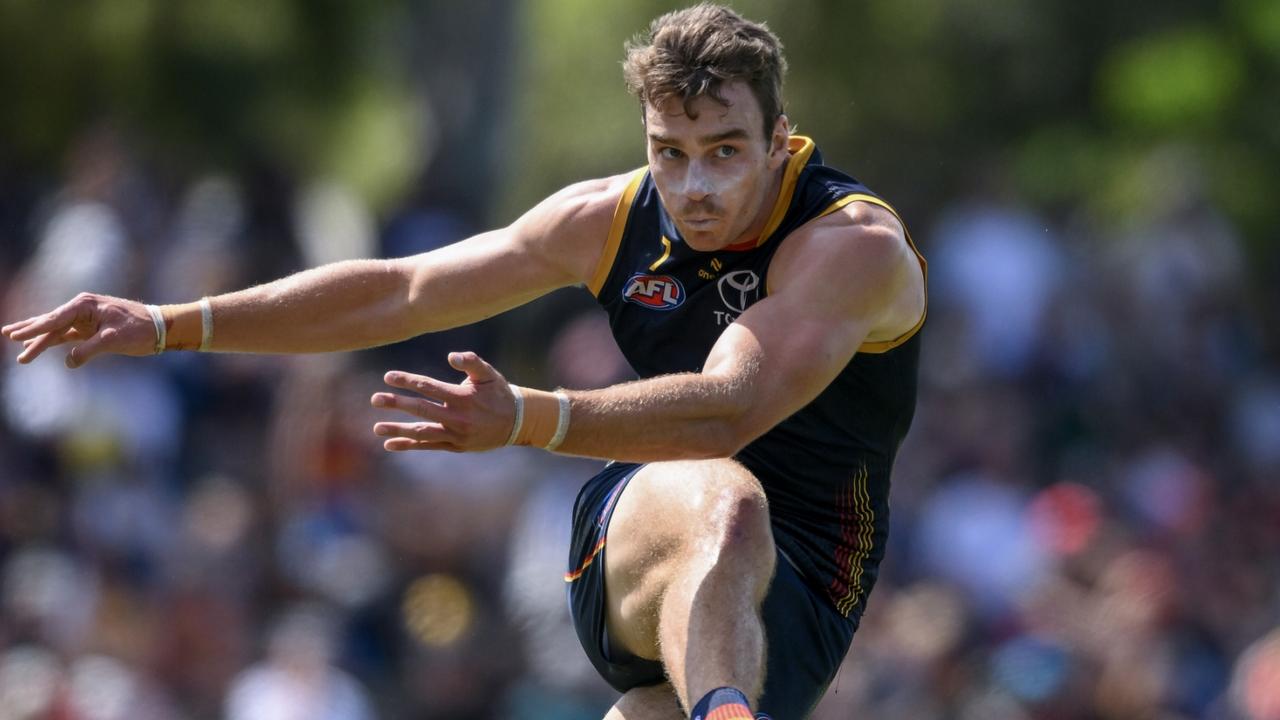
644,81,789,252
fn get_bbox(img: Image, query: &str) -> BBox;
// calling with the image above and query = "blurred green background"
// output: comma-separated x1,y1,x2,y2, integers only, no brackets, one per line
2,0,1277,249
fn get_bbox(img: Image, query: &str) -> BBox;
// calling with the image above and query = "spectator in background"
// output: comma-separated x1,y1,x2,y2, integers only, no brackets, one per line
226,604,375,720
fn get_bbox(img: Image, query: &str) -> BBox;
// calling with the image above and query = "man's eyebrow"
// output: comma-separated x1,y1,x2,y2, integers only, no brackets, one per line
647,128,753,146
699,128,751,144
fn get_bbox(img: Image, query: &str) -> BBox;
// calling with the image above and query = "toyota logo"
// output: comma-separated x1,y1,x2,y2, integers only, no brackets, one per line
717,270,760,313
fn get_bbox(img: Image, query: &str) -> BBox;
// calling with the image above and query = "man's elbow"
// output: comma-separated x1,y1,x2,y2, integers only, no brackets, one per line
686,415,759,460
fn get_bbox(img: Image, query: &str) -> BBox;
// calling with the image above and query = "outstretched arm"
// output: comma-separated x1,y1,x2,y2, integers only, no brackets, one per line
370,202,926,460
2,176,624,367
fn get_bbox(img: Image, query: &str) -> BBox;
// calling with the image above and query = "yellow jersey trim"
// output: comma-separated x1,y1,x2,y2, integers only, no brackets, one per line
754,135,817,248
834,463,874,617
589,168,648,297
649,236,672,271
813,193,929,354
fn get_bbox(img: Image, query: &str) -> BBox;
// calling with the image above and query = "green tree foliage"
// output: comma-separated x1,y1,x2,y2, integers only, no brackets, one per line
504,0,1279,251
0,0,422,210
1,0,1275,246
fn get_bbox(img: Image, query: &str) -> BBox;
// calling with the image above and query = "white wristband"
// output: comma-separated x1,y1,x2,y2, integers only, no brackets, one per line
198,297,214,351
505,385,525,446
545,391,571,451
144,304,166,354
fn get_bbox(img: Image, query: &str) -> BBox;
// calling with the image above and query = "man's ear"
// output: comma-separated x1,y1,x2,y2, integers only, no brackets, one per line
768,114,791,168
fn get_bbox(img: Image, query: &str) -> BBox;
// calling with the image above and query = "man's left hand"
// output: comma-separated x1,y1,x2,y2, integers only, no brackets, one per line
370,351,517,453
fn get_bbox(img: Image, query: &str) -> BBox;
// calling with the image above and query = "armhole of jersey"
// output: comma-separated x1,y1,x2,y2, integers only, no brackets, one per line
588,168,647,297
802,193,929,354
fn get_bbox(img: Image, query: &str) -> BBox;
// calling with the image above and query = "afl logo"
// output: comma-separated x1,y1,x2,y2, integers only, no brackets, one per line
623,273,685,310
717,270,760,313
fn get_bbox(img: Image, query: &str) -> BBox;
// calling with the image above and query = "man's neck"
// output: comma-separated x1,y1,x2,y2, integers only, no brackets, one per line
732,159,788,248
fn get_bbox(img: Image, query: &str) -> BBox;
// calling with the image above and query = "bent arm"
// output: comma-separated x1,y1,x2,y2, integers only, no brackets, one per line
555,204,924,462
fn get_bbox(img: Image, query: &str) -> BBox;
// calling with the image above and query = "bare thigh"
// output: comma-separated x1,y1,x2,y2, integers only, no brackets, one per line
602,458,771,660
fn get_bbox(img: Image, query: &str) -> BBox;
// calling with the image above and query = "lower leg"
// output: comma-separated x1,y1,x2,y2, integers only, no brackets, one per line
658,491,775,712
600,460,777,717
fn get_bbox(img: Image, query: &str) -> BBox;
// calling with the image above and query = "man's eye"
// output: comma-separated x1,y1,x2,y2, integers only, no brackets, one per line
715,146,737,158
659,147,684,160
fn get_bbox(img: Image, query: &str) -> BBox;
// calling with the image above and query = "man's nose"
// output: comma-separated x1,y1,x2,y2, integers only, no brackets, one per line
682,162,713,202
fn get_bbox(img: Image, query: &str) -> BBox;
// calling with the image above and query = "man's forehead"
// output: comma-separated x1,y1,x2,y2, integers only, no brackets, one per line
643,83,763,138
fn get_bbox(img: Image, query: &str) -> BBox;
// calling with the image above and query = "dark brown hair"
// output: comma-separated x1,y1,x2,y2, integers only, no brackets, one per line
623,4,787,141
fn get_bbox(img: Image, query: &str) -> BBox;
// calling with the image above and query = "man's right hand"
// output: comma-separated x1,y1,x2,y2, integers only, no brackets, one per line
1,292,159,368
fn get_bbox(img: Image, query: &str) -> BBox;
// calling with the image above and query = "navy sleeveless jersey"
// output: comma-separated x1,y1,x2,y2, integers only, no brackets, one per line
588,136,926,619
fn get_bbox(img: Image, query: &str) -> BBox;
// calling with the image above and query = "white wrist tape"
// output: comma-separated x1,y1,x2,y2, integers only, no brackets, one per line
198,297,214,351
145,304,166,354
546,391,571,451
507,385,569,451
505,385,525,446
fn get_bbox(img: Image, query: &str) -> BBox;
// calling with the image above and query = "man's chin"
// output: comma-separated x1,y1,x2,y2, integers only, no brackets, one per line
678,225,728,252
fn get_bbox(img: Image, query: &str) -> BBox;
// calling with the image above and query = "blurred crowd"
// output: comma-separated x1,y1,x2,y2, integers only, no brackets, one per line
1,122,1278,720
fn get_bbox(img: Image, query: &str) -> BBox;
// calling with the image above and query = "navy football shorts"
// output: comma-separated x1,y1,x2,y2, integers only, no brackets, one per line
565,462,858,719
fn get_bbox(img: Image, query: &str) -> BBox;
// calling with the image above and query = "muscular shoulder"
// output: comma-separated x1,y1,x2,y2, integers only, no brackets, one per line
769,200,925,339
511,171,638,285
531,173,633,231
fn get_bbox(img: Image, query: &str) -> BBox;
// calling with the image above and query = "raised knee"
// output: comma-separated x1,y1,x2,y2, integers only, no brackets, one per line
721,488,770,543
705,484,775,570
619,460,775,575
